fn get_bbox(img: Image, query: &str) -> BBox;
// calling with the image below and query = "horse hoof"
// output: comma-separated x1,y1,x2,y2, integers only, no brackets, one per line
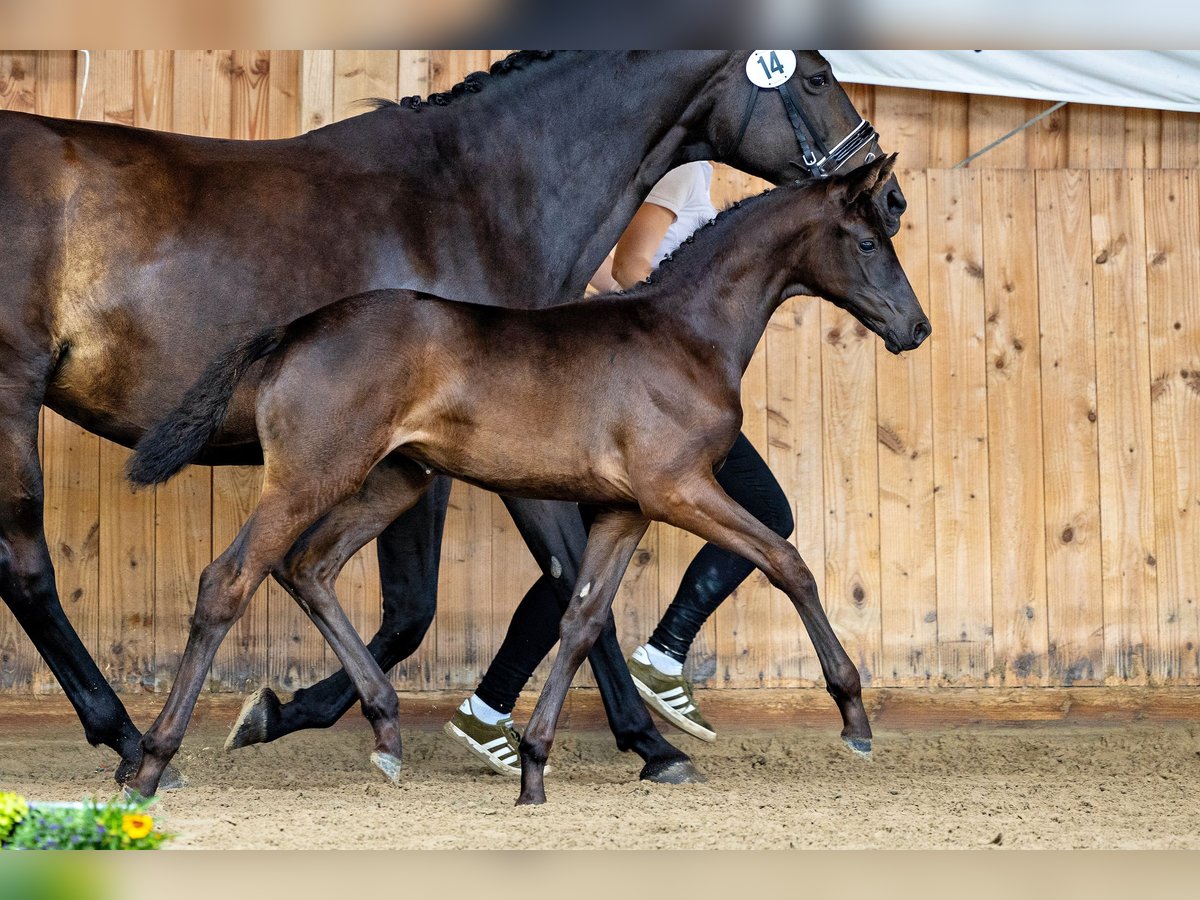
515,791,546,806
370,751,403,785
225,687,280,751
640,758,707,785
157,765,187,791
843,736,873,759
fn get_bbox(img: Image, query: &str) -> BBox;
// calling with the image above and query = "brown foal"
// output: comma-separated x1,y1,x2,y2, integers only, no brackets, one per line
126,154,930,804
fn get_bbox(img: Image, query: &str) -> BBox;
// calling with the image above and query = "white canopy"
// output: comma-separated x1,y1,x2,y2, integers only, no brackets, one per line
823,51,1200,113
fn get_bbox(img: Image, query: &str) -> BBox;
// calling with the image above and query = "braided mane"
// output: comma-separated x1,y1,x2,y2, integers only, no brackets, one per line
366,50,559,111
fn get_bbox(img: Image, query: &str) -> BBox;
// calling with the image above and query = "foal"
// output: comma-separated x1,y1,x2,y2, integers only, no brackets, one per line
126,154,930,803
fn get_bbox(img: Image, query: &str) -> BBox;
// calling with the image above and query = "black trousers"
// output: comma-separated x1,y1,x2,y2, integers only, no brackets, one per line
476,432,794,714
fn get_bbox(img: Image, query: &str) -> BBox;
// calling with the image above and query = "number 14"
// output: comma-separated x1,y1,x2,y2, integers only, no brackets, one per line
758,52,785,80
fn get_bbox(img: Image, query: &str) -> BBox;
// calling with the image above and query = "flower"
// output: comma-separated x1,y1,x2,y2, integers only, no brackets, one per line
121,814,154,840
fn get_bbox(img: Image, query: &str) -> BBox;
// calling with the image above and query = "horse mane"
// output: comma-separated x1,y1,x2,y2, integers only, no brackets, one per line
366,50,559,112
633,169,891,291
629,182,794,292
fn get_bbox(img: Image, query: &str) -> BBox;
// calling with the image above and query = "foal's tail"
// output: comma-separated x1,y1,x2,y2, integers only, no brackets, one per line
127,325,287,487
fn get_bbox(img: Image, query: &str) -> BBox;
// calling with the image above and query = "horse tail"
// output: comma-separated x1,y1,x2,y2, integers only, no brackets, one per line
127,325,287,487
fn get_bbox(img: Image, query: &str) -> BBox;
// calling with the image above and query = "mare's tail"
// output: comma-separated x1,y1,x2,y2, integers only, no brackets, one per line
126,326,287,487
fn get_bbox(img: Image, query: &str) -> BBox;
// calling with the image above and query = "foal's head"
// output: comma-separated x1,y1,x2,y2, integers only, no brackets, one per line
786,154,931,354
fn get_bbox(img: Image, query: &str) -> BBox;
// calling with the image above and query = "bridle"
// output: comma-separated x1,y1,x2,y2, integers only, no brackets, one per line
722,76,880,178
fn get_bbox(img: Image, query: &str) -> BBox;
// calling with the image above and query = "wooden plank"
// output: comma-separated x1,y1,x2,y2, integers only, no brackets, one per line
707,166,766,688
134,51,198,695
24,54,88,697
1035,169,1104,686
1068,103,1126,169
871,87,931,169
170,50,231,138
299,51,334,133
1123,107,1162,169
980,170,1049,685
1159,112,1200,168
929,91,968,168
762,296,815,688
1144,170,1200,684
211,51,272,693
89,52,153,694
926,169,992,683
1026,98,1069,169
965,94,1029,168
713,338,775,689
820,294,883,688
333,49,401,122
1090,170,1158,684
877,170,937,686
0,51,38,692
263,49,331,693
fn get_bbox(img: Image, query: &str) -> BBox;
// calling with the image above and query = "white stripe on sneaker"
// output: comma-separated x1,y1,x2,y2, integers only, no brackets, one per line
657,686,685,699
481,736,510,750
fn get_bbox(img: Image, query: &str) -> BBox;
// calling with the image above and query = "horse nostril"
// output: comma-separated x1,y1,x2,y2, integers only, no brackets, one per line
911,320,931,345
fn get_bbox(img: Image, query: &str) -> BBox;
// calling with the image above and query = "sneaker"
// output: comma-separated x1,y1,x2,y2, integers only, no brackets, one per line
443,708,550,777
626,653,716,742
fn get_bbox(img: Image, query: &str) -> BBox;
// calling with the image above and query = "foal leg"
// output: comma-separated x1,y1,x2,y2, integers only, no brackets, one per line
650,475,872,755
502,497,699,784
0,392,162,785
126,481,354,797
517,508,649,806
226,476,450,749
268,457,437,780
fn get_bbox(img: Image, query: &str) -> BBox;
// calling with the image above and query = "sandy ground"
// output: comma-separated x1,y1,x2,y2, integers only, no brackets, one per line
2,717,1198,849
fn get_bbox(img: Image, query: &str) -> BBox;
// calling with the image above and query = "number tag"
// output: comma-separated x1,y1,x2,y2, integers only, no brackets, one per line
746,50,796,89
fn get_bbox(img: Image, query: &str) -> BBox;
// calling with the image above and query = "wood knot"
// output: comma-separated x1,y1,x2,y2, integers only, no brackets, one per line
1061,526,1075,544
1094,249,1109,264
1086,409,1097,423
852,584,866,606
965,261,984,280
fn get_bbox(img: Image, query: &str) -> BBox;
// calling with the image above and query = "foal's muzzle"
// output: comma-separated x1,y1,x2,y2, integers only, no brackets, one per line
883,317,932,355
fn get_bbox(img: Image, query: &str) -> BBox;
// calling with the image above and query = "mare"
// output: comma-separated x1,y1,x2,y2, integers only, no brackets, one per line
125,154,930,801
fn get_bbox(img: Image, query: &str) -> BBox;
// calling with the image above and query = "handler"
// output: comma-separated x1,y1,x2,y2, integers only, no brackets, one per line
445,162,794,774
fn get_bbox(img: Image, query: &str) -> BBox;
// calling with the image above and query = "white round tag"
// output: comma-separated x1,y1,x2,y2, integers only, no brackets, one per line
746,50,797,89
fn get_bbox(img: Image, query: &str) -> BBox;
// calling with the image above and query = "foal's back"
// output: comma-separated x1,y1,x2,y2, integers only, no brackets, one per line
261,288,741,504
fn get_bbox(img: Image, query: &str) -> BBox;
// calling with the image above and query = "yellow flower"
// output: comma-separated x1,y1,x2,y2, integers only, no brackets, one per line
122,814,154,840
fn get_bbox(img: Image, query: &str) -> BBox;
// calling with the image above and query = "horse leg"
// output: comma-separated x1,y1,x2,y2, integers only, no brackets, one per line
648,474,872,756
265,458,436,780
126,480,351,797
517,508,649,805
225,475,449,749
502,497,700,784
0,390,167,786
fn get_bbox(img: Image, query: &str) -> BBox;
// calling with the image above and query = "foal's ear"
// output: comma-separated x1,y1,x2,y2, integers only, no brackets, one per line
831,152,899,207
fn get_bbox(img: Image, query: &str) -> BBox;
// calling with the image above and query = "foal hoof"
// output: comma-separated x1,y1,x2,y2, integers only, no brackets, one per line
225,687,280,751
843,736,873,760
640,758,707,785
515,790,546,806
370,751,403,785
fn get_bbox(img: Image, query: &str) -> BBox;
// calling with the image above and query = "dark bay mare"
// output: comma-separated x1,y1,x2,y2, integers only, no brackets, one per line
125,155,930,802
0,51,905,786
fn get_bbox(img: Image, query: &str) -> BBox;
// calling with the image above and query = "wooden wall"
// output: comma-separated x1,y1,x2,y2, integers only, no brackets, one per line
0,51,1196,699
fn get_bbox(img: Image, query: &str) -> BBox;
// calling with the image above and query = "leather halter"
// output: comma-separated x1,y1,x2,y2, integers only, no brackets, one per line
722,79,879,178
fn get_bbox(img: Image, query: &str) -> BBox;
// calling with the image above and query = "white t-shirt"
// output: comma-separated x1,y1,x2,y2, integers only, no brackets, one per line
644,161,717,269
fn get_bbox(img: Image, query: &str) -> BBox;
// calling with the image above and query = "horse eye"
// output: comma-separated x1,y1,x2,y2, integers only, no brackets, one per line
808,73,828,88
859,239,876,253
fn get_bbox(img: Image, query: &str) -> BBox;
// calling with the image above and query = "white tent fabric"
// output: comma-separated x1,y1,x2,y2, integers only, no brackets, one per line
823,51,1200,113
